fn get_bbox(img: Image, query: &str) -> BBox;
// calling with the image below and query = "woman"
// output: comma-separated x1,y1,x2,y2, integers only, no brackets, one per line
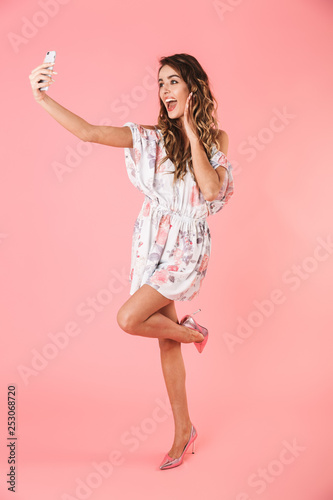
29,52,234,470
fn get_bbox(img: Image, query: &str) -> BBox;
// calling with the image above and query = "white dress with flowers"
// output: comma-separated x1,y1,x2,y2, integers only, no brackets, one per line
122,122,234,301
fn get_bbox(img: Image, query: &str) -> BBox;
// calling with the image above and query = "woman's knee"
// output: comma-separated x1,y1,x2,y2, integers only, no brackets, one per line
117,307,137,333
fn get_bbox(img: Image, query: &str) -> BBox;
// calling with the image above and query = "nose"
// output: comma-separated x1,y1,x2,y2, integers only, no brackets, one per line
162,84,171,96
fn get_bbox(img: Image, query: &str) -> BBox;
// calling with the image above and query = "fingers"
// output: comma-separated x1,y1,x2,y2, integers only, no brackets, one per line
29,72,55,84
29,62,58,102
36,79,54,89
29,61,56,79
34,61,56,73
29,62,57,88
30,72,54,87
185,92,194,117
186,92,195,106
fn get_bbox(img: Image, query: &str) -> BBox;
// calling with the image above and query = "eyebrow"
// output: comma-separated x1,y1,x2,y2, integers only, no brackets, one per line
158,74,180,82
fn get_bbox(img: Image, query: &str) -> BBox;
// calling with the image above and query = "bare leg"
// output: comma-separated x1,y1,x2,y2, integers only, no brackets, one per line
117,285,199,459
117,284,204,344
158,302,193,459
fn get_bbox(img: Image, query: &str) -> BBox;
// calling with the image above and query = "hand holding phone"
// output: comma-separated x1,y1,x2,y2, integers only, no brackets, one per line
39,51,56,91
29,51,57,103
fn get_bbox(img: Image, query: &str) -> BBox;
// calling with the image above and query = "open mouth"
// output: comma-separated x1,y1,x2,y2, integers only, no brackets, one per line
166,99,177,112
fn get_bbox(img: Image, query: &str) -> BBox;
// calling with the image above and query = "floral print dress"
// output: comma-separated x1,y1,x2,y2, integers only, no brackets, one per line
122,122,234,301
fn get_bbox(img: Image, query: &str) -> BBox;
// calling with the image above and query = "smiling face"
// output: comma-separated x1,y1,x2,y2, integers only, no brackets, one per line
158,64,190,126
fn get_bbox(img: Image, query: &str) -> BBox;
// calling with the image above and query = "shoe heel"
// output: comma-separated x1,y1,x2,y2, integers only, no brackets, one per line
191,439,195,454
192,308,201,316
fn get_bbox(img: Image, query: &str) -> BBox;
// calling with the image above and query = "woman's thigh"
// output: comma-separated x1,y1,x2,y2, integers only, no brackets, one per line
117,284,174,329
158,301,178,323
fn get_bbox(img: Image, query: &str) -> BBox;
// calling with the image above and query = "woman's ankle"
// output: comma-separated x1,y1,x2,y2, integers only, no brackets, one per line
174,421,192,436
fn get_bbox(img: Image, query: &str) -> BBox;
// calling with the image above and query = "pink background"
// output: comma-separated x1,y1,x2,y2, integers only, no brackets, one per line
1,0,333,499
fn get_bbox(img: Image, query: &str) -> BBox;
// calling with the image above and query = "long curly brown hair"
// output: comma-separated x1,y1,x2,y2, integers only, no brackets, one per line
156,53,220,187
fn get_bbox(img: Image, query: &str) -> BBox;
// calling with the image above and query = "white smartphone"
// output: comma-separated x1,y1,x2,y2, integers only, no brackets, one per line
39,50,56,91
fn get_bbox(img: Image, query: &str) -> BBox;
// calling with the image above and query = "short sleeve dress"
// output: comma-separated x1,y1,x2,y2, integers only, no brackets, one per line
122,122,234,301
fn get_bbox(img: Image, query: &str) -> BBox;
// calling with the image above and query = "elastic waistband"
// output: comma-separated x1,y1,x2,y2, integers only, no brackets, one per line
146,197,207,222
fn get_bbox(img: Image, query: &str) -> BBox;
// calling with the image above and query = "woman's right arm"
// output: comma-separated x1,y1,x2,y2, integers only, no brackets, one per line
29,61,133,148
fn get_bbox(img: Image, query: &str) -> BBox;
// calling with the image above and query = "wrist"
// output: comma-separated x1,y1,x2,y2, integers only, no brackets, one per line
190,136,203,148
37,93,49,105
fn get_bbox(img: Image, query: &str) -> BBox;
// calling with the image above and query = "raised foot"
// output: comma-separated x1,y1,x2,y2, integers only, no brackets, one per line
192,330,205,343
184,327,204,344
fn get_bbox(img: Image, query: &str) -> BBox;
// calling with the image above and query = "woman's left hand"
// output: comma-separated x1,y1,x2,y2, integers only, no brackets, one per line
183,92,200,143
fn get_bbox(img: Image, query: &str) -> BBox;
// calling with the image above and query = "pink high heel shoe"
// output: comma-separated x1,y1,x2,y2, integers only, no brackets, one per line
159,425,197,470
179,308,209,353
